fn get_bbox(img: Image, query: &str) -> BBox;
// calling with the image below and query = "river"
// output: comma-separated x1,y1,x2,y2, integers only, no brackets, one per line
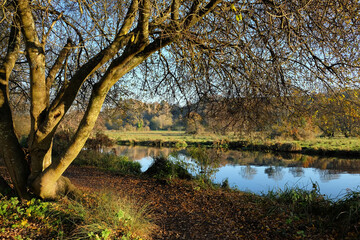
107,145,360,200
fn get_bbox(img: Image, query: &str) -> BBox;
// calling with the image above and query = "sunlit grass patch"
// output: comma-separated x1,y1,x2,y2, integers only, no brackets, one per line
63,191,155,239
74,150,141,175
105,130,234,143
263,185,360,235
0,191,155,239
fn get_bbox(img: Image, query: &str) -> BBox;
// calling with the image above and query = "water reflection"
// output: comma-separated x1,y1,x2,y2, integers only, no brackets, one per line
317,169,341,182
264,166,284,180
240,166,257,180
289,167,304,178
107,145,360,199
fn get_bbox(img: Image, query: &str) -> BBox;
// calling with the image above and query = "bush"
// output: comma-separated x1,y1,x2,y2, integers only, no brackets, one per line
85,132,114,152
174,140,187,148
144,156,192,180
278,143,302,152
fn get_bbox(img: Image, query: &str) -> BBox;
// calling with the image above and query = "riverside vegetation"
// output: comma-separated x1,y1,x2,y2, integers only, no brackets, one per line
1,139,360,239
1,132,359,239
106,130,360,157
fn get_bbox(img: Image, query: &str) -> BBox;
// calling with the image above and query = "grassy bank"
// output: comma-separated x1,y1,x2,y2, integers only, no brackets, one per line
1,153,360,239
105,130,237,144
0,191,154,239
105,130,360,157
2,172,360,239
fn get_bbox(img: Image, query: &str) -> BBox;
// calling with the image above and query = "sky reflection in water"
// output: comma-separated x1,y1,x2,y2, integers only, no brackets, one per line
110,146,360,200
215,165,360,199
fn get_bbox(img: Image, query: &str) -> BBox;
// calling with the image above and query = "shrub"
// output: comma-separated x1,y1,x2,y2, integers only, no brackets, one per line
144,156,192,180
188,147,220,181
278,143,302,152
85,132,114,152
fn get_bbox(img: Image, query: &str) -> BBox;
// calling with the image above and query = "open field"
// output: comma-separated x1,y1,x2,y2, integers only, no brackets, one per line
104,130,360,156
104,130,240,143
293,138,360,152
105,130,360,151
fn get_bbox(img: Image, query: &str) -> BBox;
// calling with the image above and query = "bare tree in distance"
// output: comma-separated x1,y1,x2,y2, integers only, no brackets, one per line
0,0,359,199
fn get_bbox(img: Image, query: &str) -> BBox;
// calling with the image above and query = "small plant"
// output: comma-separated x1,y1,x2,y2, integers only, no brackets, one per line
0,195,72,238
174,140,187,148
221,178,230,189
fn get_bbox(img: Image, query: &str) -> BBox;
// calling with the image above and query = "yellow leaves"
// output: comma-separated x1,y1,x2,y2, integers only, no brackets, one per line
131,35,135,43
236,14,243,22
230,4,243,22
20,219,28,226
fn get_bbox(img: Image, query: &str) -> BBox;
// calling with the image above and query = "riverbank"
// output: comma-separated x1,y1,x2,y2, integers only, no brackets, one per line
65,166,359,239
106,130,360,158
1,165,359,239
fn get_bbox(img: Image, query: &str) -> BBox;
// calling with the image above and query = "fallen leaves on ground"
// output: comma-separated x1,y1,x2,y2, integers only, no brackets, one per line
64,166,357,239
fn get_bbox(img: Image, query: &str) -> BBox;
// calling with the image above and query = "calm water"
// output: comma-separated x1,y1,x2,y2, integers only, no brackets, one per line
108,145,360,199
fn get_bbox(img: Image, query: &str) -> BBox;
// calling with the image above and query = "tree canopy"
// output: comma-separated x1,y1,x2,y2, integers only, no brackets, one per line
0,0,359,199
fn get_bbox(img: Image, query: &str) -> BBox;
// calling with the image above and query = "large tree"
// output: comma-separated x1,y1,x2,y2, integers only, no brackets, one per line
0,0,359,199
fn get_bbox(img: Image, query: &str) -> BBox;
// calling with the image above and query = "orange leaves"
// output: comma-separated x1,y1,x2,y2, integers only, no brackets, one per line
62,166,358,239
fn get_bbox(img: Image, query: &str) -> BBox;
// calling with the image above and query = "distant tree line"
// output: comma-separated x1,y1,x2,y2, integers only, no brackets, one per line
96,88,360,139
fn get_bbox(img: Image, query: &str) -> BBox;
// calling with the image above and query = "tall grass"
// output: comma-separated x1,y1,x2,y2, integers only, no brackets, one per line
63,191,155,239
263,185,360,234
0,191,155,239
74,150,141,175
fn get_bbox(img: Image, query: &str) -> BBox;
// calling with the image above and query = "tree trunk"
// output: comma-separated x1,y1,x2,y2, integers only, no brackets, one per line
0,15,31,199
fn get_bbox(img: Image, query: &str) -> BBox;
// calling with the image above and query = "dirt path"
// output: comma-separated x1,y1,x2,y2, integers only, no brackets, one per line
64,166,339,240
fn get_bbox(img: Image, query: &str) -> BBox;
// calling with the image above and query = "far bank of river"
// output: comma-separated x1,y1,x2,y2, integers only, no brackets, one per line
115,138,360,158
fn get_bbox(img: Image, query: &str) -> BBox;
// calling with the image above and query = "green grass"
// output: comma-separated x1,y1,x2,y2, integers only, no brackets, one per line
74,150,142,175
258,137,360,152
105,130,360,153
296,138,360,152
0,191,155,239
105,130,239,143
263,185,360,235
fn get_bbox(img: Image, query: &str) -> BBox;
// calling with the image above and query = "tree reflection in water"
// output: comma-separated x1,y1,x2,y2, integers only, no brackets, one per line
289,167,305,178
104,146,360,198
317,169,340,182
240,166,257,180
264,166,284,180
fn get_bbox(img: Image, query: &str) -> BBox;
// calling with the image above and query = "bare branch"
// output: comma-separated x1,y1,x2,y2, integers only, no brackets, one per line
45,39,74,106
41,11,63,45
